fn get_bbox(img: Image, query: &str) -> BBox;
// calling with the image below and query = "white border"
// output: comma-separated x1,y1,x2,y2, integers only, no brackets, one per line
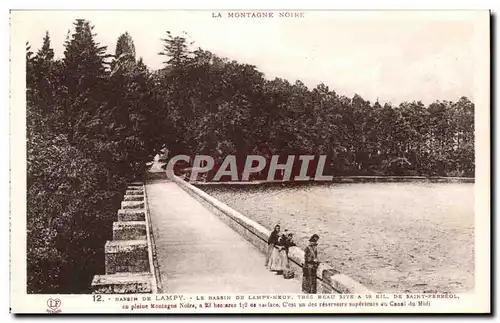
4,1,496,322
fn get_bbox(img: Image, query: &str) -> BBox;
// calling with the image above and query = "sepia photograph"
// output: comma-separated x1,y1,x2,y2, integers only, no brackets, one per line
10,9,490,314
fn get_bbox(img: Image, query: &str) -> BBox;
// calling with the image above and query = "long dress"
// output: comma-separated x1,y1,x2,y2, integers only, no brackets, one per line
282,237,296,278
302,245,319,293
266,231,279,267
269,235,286,272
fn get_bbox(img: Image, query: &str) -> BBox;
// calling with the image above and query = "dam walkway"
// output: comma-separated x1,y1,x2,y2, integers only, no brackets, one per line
146,179,302,294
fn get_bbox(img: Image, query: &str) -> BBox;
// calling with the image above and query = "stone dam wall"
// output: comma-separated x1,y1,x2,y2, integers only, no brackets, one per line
192,176,474,186
91,183,158,294
172,175,372,294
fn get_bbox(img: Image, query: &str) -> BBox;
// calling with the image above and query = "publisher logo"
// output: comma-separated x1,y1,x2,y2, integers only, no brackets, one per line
46,298,61,313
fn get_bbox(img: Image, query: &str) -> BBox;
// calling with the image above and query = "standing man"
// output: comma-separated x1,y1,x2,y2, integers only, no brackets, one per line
302,234,320,293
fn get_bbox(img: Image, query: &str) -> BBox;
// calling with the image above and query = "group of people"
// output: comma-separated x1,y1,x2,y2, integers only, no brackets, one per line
265,224,321,294
265,225,296,278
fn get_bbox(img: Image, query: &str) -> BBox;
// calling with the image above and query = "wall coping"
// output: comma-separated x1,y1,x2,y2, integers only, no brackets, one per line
172,174,372,294
143,184,160,293
113,221,147,228
105,239,148,253
191,176,474,185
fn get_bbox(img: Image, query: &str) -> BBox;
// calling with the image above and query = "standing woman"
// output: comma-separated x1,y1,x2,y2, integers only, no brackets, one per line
269,231,286,274
266,225,281,267
302,234,320,293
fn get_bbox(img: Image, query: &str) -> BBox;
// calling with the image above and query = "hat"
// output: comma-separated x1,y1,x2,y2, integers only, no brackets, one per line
309,234,320,242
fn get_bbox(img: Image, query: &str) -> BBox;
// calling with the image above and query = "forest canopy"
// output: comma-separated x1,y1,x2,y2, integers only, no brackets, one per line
26,20,474,293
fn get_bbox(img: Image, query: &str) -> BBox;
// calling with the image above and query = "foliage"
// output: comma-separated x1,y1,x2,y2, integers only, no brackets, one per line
27,24,157,293
155,35,474,179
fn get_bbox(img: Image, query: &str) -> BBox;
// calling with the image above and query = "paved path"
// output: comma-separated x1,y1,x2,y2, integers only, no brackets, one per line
146,179,301,294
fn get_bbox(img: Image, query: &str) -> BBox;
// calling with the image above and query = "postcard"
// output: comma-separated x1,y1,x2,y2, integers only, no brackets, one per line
10,9,490,314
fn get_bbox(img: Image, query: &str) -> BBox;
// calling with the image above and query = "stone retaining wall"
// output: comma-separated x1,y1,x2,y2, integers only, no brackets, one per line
91,183,158,294
172,175,371,294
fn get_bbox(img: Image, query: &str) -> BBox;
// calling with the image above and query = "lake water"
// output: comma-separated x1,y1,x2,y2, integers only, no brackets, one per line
200,182,474,293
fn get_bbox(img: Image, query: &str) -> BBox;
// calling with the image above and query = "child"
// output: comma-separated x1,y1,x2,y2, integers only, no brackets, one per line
282,231,296,279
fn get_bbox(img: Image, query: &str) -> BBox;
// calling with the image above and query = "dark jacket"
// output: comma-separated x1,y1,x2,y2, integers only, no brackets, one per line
283,235,296,249
283,235,296,255
304,245,319,269
276,234,286,247
268,231,279,245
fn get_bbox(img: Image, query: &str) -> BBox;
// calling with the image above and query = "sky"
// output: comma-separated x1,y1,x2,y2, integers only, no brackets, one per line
14,10,485,105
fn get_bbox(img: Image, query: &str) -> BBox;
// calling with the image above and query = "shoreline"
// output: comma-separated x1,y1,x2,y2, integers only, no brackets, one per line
191,176,475,185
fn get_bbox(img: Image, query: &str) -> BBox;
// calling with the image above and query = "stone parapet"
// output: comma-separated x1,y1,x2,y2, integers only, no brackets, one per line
91,183,158,294
126,189,144,196
118,209,146,222
113,221,147,240
124,195,145,202
91,273,153,294
105,240,149,274
121,201,145,209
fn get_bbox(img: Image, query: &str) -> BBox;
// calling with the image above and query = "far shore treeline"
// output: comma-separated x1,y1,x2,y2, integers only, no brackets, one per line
26,20,475,294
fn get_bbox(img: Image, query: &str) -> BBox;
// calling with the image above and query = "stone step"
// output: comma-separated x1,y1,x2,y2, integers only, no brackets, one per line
91,272,152,294
124,195,144,202
118,209,146,222
126,190,144,196
121,201,145,209
127,185,144,191
129,182,143,186
105,240,149,274
113,221,147,240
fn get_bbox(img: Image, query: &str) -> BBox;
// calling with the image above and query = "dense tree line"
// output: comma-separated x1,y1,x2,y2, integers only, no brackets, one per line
27,20,474,293
26,21,161,293
155,32,474,179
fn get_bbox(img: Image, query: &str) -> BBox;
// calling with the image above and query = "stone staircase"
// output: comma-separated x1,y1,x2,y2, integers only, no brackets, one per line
91,183,157,294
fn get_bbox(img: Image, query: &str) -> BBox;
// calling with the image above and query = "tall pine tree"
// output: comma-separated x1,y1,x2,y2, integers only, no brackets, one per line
61,19,110,144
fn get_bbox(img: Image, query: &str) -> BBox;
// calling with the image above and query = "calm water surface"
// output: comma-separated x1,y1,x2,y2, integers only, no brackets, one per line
201,182,474,293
